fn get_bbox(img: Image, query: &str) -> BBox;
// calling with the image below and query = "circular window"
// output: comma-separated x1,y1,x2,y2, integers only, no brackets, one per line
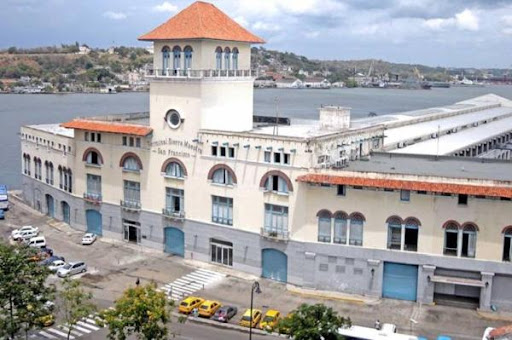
165,110,181,129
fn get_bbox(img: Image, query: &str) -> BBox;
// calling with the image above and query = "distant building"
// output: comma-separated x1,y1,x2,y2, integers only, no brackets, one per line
298,69,309,77
145,46,154,55
77,45,91,55
303,77,331,89
276,78,303,88
107,47,115,55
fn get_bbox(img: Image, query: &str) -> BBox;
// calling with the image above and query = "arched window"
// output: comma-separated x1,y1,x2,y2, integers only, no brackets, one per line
461,223,478,258
260,170,293,193
166,162,184,178
404,217,420,252
123,157,141,172
58,166,63,189
66,169,73,193
172,46,181,70
48,162,54,185
317,210,332,243
162,46,171,71
85,150,101,165
387,216,403,250
232,48,239,70
224,47,231,70
349,213,365,246
212,168,233,185
503,226,512,262
208,165,237,185
184,46,193,69
333,211,348,244
215,47,223,70
443,221,460,256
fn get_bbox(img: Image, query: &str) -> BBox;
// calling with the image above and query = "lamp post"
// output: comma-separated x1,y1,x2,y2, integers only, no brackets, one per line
249,281,262,340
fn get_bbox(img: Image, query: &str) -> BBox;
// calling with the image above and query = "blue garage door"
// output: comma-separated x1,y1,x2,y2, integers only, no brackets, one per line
46,194,54,218
383,262,418,301
61,201,70,224
86,209,102,236
262,249,287,283
164,227,184,257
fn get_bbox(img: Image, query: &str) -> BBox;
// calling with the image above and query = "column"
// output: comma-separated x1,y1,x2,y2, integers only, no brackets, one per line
418,265,436,305
457,229,463,257
479,272,495,311
346,218,351,245
367,259,382,297
400,224,406,251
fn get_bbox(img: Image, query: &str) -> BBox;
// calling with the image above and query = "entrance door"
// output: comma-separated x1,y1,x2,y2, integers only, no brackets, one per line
210,239,233,266
86,209,102,236
164,227,184,257
61,201,70,224
382,262,418,301
262,249,288,283
123,219,141,243
45,194,54,218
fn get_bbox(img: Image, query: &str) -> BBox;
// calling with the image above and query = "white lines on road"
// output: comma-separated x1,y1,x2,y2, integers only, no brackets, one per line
33,313,103,339
158,268,226,301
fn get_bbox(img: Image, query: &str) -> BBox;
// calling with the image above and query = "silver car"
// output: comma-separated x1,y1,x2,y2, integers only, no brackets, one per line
57,261,87,278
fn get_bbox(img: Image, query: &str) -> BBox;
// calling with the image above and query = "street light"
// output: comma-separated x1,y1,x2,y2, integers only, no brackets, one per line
249,281,262,340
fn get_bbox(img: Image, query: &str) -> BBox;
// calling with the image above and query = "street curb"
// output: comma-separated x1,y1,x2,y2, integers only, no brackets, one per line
286,285,380,305
172,312,284,337
477,309,512,322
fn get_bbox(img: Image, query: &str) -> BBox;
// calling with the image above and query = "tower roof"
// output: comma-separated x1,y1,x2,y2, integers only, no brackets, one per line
138,1,265,44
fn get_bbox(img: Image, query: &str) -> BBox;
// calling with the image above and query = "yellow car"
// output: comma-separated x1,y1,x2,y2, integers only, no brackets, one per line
198,300,222,318
260,309,281,330
178,296,205,314
35,314,55,327
239,309,262,328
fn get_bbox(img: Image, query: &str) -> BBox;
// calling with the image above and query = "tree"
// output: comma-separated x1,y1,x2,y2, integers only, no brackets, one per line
277,303,351,340
60,278,96,340
7,46,17,54
0,243,54,339
99,282,175,340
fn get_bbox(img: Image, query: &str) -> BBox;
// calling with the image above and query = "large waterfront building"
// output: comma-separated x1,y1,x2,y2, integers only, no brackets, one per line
20,1,512,311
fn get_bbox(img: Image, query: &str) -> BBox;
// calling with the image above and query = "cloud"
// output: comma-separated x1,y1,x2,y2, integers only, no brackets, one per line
423,9,479,31
252,21,281,32
153,1,178,13
503,15,512,26
304,31,320,39
233,15,249,27
103,11,127,20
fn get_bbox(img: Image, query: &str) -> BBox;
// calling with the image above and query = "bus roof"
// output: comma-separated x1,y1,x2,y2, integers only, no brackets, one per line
338,325,419,340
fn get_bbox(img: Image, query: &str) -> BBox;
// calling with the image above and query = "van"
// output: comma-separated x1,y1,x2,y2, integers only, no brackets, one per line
28,236,46,248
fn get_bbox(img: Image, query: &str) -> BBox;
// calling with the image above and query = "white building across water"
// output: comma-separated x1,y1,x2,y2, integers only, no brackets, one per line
20,1,512,312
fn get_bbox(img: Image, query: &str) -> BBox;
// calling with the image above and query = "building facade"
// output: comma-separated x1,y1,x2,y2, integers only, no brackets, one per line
20,1,512,312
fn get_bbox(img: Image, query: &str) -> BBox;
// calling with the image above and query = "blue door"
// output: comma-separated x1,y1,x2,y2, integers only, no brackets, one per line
262,249,288,283
61,201,70,224
164,227,184,257
383,262,418,301
46,194,54,218
86,209,102,236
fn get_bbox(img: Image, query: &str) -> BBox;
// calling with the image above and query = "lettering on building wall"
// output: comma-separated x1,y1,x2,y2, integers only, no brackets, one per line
151,138,202,157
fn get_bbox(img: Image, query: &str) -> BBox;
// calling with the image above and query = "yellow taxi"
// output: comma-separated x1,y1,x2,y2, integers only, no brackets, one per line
239,308,262,328
198,300,222,318
35,314,55,327
178,296,205,314
260,309,281,330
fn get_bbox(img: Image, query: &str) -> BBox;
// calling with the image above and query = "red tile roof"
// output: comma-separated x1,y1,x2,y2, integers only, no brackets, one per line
61,119,152,136
138,1,265,43
296,174,512,198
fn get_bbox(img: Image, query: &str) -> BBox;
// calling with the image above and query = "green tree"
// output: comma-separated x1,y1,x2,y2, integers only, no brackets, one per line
0,244,54,339
60,278,97,340
99,282,175,340
277,303,351,340
7,46,17,54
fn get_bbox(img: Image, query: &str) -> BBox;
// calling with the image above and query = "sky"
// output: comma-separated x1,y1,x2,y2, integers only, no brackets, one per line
1,0,512,68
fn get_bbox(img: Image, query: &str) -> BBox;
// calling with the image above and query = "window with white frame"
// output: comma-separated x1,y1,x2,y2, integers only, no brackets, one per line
123,180,140,205
165,188,184,215
387,217,402,250
461,224,477,258
400,190,410,202
85,151,101,166
86,174,102,198
504,228,512,262
264,151,290,165
165,162,184,178
212,168,233,185
264,204,288,235
443,223,459,256
317,211,332,243
212,196,233,225
333,213,348,244
123,156,140,172
349,215,364,246
264,175,288,194
211,145,235,159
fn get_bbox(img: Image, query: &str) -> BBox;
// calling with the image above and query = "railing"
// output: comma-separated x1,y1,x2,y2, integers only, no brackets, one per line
260,228,289,241
120,200,141,211
83,192,102,204
162,208,185,220
146,68,257,79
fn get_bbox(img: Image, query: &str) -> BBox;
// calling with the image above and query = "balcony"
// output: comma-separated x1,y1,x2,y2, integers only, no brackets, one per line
260,228,289,242
145,68,256,80
162,208,185,221
83,192,102,205
120,200,141,212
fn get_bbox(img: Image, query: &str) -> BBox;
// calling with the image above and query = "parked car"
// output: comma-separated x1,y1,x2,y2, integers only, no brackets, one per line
212,306,237,323
40,255,64,266
28,250,50,262
0,209,4,219
198,300,222,318
239,309,262,328
482,327,494,340
260,309,281,330
11,226,39,240
178,296,205,314
82,233,97,245
35,313,54,327
48,260,66,272
27,236,46,248
57,261,87,278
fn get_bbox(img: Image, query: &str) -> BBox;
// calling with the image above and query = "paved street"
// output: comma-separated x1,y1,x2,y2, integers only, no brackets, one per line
1,198,510,340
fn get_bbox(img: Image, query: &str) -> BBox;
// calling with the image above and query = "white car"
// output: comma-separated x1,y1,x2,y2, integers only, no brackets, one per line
57,262,87,278
482,327,494,340
82,233,97,245
48,260,66,272
11,226,39,240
